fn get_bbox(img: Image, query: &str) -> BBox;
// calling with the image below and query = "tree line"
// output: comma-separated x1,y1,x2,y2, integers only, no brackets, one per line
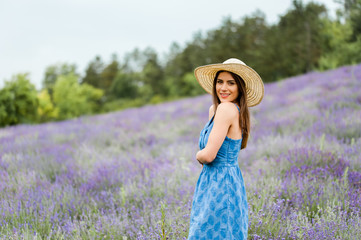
1,0,360,127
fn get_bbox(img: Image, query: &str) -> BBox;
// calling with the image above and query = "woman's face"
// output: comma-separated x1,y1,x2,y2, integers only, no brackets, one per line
215,72,239,103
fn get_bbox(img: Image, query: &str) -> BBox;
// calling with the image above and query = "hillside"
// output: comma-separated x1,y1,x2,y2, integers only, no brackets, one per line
0,64,361,239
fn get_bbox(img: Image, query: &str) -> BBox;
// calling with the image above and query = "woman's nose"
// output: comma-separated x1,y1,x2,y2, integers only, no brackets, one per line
221,83,227,90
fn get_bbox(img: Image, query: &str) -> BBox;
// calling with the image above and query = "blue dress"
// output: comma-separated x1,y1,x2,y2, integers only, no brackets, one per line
188,105,248,240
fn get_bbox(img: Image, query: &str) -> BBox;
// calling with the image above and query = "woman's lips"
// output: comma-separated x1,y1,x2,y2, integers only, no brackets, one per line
220,93,230,98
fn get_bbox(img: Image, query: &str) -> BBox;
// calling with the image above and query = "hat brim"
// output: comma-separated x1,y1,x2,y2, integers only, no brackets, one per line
194,63,264,107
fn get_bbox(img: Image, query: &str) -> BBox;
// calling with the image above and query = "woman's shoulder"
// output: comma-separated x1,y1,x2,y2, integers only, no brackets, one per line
212,103,238,124
216,102,238,116
209,104,215,113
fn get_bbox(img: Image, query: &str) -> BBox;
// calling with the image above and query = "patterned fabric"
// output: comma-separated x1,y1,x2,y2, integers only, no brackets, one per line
188,106,248,240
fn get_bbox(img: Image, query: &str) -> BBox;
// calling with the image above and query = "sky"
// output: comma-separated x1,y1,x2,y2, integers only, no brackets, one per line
0,0,340,90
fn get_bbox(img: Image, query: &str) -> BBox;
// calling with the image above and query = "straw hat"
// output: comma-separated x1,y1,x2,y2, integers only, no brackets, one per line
194,58,264,107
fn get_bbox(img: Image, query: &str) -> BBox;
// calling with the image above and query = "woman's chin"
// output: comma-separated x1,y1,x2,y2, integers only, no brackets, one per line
219,98,233,103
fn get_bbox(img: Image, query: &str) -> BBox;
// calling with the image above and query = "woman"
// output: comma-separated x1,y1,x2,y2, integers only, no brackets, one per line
188,58,264,240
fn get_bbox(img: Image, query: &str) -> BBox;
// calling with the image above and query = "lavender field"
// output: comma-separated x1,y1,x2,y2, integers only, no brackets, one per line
1,64,361,240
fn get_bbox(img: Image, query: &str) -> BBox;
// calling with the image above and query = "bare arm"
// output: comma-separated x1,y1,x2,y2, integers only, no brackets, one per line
209,104,214,120
196,103,237,164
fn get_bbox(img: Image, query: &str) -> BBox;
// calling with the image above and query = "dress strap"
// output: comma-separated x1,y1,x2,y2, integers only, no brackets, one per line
233,103,240,113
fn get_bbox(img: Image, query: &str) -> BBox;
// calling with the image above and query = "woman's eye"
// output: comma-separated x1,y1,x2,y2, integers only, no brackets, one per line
217,80,222,84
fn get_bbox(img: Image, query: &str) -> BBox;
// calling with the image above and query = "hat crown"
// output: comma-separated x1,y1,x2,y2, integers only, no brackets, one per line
223,58,246,65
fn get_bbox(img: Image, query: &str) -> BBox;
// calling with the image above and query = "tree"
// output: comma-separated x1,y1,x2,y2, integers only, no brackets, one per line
141,50,166,96
180,72,205,96
335,0,361,37
109,71,138,99
100,55,119,94
349,0,361,39
121,47,167,99
53,74,103,120
275,0,328,75
0,74,38,127
37,89,58,122
319,17,361,69
81,56,104,88
79,83,104,113
42,63,78,94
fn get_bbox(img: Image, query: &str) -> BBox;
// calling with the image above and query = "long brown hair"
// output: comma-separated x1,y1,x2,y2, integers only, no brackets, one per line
212,71,250,149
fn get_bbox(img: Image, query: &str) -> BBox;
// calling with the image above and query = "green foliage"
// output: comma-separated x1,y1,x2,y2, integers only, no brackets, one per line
123,47,167,98
53,74,103,120
0,73,38,127
142,54,166,96
319,18,361,69
37,89,58,122
276,0,328,75
109,71,138,99
338,0,361,39
320,39,361,69
102,98,144,112
79,83,104,113
159,201,170,240
100,57,119,93
42,63,78,93
180,72,205,96
81,56,104,88
349,0,361,39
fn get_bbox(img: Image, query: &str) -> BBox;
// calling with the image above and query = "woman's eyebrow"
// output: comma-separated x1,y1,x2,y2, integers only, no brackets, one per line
217,78,235,81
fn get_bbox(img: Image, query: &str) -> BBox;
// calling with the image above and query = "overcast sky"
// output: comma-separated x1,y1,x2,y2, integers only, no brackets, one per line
0,0,340,89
